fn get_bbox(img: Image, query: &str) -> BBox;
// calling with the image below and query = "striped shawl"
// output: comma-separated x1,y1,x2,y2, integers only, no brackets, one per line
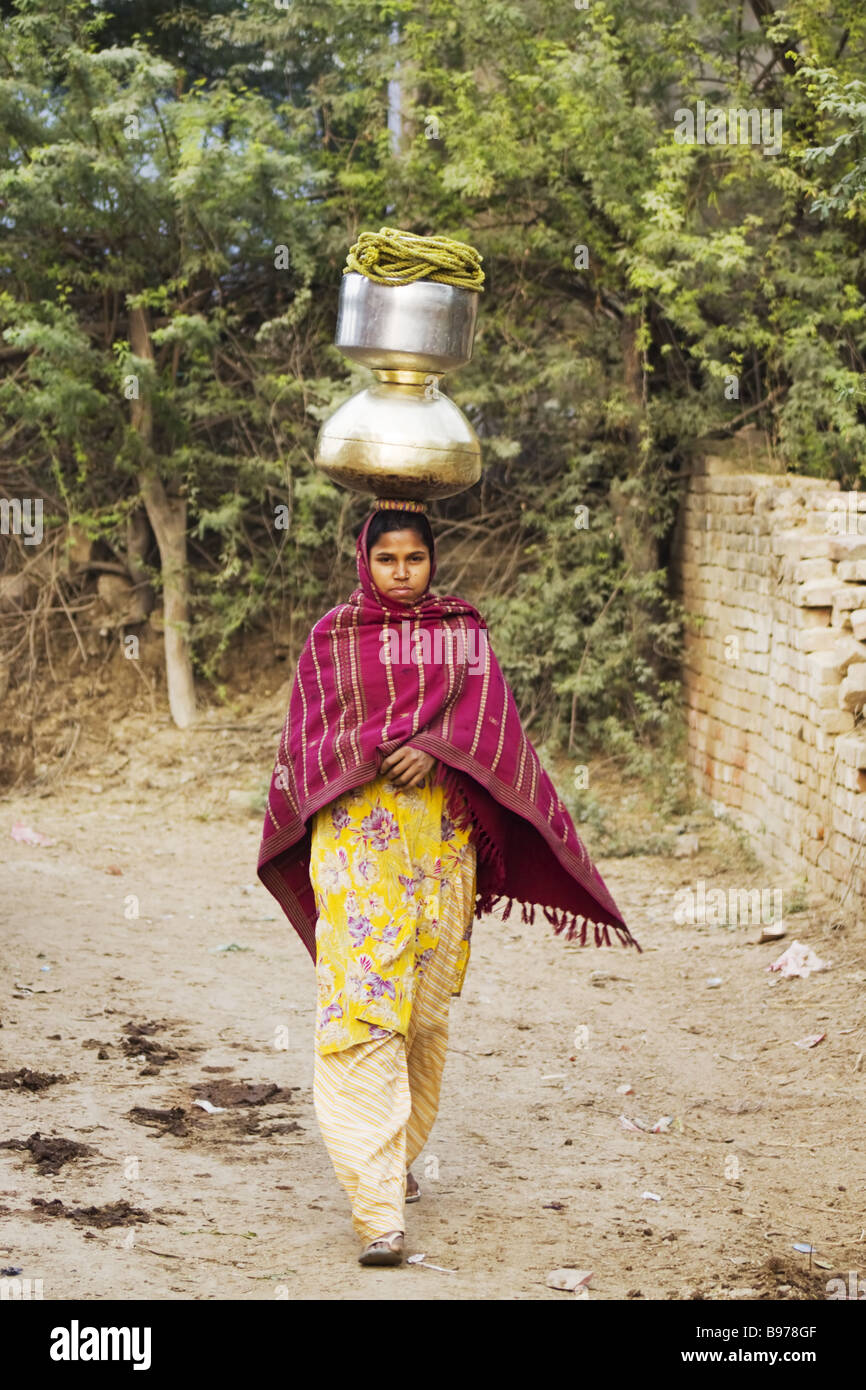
257,511,639,960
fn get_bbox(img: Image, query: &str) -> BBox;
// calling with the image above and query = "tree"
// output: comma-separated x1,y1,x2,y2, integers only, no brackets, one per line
0,0,320,723
1,0,864,764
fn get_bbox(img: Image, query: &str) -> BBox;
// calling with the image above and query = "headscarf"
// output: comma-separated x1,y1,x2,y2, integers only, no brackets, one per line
257,508,639,960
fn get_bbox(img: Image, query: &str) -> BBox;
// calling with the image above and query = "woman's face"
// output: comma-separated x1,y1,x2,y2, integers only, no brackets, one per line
368,528,431,607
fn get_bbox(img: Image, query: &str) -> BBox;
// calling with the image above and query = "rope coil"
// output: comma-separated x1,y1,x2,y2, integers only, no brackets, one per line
343,226,484,291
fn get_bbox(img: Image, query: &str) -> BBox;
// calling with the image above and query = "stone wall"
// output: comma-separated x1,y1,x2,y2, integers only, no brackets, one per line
672,458,866,905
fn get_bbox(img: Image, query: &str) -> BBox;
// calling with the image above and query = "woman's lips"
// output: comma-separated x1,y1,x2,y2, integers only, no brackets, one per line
391,586,412,594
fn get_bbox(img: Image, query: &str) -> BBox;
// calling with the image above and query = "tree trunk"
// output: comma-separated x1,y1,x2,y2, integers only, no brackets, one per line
129,305,198,728
124,507,155,619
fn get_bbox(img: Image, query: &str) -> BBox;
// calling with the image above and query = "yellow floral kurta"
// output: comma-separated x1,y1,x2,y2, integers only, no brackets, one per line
310,769,476,1055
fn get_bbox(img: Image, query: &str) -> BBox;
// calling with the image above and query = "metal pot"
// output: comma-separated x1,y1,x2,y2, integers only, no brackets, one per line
335,273,478,373
316,372,480,500
315,272,482,500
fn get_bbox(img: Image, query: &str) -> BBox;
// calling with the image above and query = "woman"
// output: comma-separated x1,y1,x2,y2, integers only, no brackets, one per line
258,499,639,1267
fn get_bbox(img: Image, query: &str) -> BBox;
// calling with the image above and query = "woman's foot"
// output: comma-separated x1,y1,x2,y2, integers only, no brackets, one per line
405,1170,421,1204
358,1230,404,1266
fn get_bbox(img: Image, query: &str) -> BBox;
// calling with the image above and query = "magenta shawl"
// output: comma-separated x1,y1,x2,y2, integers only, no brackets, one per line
257,511,639,959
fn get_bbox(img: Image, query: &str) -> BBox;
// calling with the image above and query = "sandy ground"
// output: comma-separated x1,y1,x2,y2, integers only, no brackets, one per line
2,713,866,1302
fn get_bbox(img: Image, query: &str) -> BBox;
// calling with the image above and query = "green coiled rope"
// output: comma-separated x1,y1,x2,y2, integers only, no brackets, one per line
343,226,485,291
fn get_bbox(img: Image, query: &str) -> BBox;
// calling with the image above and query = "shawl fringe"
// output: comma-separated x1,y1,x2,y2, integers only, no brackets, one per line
472,891,639,950
438,760,506,886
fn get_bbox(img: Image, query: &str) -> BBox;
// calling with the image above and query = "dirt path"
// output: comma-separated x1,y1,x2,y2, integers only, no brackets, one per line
2,717,865,1301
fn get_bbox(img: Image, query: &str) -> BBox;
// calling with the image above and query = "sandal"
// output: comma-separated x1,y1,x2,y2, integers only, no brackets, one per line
359,1230,404,1266
405,1171,421,1204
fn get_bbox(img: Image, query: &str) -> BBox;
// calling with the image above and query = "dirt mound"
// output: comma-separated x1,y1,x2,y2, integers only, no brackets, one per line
189,1080,298,1107
31,1198,150,1228
0,1069,67,1091
749,1254,840,1301
0,1132,95,1174
120,1020,186,1073
127,1106,189,1137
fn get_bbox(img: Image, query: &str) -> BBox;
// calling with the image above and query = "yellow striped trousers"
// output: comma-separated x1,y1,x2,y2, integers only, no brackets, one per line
313,833,476,1245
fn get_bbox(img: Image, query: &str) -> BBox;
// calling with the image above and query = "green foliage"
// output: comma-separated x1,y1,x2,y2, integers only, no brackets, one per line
1,0,864,753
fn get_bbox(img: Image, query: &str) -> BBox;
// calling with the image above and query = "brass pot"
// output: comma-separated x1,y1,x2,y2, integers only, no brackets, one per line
316,370,480,500
315,274,481,500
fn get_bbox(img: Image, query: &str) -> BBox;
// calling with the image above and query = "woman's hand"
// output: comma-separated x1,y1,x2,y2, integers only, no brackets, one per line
380,745,436,789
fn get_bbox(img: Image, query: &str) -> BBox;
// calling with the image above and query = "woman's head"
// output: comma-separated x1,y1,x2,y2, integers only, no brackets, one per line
364,508,435,607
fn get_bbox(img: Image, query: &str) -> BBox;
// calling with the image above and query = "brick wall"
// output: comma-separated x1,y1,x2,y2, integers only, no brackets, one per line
671,458,866,904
